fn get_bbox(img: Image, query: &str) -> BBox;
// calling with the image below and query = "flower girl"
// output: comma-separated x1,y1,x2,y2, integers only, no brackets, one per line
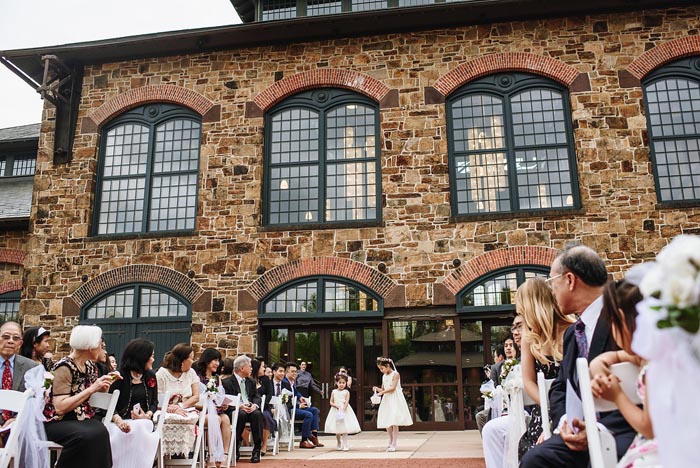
373,357,412,452
324,373,361,450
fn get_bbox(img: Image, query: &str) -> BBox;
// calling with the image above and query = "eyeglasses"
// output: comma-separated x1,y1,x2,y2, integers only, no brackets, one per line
0,334,21,342
545,273,564,284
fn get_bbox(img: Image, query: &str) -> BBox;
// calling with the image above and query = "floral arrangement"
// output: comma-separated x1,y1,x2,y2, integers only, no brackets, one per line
500,358,519,380
43,371,53,390
638,235,700,333
281,393,289,404
146,377,156,388
205,377,219,393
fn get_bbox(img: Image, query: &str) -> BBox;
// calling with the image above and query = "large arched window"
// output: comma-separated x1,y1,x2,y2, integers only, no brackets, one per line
643,57,700,204
264,88,381,227
456,266,548,314
93,104,201,235
260,277,382,318
447,73,579,217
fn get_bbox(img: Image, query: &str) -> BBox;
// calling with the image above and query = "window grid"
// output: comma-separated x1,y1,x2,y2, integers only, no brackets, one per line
398,0,432,5
265,281,319,313
0,160,5,175
307,0,342,16
96,107,200,235
140,288,188,317
350,0,386,11
324,281,378,312
460,269,548,309
87,289,135,319
262,0,297,19
11,158,36,176
0,301,19,323
645,72,700,203
267,92,380,226
449,75,576,216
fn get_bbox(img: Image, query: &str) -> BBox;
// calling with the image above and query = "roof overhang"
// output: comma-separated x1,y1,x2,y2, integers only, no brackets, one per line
2,0,694,87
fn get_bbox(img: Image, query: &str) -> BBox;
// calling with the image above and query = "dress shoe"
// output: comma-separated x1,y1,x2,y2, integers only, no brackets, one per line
251,450,261,463
310,434,324,447
300,440,316,449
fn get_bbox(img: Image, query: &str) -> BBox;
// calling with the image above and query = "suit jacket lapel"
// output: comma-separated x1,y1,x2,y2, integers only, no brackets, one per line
561,326,579,393
12,358,23,391
588,314,612,360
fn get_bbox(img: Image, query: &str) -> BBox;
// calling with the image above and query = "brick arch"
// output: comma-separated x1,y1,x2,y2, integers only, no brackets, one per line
433,53,584,96
87,85,216,129
71,265,204,307
0,249,25,266
441,246,559,295
253,69,391,111
0,280,22,295
627,36,700,80
247,257,397,301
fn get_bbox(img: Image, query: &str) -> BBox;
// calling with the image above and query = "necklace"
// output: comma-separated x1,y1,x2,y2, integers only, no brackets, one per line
121,372,149,418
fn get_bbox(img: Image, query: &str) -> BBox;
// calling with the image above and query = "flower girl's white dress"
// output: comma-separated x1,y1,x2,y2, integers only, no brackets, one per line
324,389,361,434
376,371,413,428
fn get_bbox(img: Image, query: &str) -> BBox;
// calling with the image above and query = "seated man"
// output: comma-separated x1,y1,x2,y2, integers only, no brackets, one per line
282,362,323,449
222,355,263,464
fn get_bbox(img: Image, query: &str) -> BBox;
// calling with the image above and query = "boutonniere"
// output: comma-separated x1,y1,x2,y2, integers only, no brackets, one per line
146,377,156,388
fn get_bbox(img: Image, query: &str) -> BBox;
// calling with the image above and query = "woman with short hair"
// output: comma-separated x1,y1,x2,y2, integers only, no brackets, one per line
43,325,114,468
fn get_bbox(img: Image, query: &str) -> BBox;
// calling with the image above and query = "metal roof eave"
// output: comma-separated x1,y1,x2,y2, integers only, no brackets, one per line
1,0,694,87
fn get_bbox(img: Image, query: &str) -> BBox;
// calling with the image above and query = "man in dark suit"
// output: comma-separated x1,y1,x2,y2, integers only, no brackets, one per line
521,245,636,467
0,321,39,430
222,355,263,464
282,362,323,449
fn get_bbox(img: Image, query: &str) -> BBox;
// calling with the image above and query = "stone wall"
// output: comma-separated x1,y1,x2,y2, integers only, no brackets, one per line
25,5,700,355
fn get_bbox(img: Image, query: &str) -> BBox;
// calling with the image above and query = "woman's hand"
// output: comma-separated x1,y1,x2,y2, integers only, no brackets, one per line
91,375,113,393
113,416,131,433
372,386,380,393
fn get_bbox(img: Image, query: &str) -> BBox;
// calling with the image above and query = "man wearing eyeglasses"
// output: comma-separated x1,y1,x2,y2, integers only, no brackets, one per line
0,322,38,430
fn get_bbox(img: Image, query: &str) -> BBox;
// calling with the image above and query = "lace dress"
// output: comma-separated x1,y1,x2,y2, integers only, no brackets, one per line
616,365,660,468
376,371,413,428
518,358,560,460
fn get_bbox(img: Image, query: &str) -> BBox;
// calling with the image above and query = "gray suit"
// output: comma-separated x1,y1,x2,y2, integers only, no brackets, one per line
11,354,39,392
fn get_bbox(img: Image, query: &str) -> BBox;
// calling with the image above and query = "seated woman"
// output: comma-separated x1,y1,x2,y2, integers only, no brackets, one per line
590,280,657,468
156,343,201,458
194,348,231,467
43,325,113,468
252,357,277,454
108,338,160,468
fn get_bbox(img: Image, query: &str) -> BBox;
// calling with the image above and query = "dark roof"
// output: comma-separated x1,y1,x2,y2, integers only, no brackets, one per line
1,0,693,88
230,0,255,23
0,177,33,223
0,123,40,144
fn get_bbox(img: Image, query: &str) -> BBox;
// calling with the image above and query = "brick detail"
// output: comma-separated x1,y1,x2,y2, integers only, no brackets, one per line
87,85,216,129
433,53,582,96
71,265,204,307
0,280,22,295
247,257,397,301
0,249,25,266
627,36,700,80
253,69,392,111
442,246,559,295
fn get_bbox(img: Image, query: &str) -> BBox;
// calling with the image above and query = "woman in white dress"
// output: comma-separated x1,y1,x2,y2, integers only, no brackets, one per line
373,357,412,452
324,373,361,450
155,343,201,457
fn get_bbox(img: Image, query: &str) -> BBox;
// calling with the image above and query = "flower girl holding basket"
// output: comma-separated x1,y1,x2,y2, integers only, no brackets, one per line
324,373,361,450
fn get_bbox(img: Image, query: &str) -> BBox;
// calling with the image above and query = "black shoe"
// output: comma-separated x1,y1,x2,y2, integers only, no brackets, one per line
235,451,240,462
251,450,261,464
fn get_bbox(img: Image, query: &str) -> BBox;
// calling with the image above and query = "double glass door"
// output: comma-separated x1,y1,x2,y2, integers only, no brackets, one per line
264,325,381,429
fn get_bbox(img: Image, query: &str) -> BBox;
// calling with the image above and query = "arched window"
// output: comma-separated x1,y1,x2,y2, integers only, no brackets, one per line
456,266,549,314
643,57,700,204
447,73,579,217
260,277,382,318
264,88,381,227
94,104,201,235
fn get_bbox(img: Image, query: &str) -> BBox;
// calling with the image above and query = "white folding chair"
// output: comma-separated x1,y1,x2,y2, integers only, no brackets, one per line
224,394,241,468
154,391,171,468
274,396,296,452
267,396,280,456
537,372,554,440
0,389,32,468
162,394,208,468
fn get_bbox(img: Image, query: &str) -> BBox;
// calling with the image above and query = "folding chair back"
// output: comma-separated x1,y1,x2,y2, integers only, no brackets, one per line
576,358,617,468
88,390,120,426
162,395,208,468
0,389,31,468
537,372,554,440
225,394,241,468
267,396,280,456
273,396,296,452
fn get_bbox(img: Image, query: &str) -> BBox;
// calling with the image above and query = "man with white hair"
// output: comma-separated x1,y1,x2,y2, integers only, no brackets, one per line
0,321,38,429
222,355,263,464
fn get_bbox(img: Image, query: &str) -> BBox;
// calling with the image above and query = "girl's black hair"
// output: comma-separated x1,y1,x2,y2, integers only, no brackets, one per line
601,280,643,346
376,356,395,370
120,338,155,374
194,347,222,377
251,358,263,382
334,373,348,385
20,327,42,359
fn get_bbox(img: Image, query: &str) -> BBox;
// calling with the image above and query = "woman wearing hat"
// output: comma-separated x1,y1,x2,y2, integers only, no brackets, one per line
21,326,54,371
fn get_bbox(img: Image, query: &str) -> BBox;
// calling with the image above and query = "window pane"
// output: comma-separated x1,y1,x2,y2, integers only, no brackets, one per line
86,288,135,319
462,272,518,307
515,148,574,209
351,0,387,11
511,89,567,147
269,165,319,224
153,119,201,174
270,109,319,164
264,281,318,313
398,0,432,5
451,95,505,153
149,173,198,231
454,152,510,213
652,138,700,202
140,288,187,317
326,104,376,160
0,301,19,323
262,0,296,19
97,177,146,234
324,281,378,312
103,124,149,177
646,78,700,138
326,161,376,221
307,0,342,15
11,157,36,176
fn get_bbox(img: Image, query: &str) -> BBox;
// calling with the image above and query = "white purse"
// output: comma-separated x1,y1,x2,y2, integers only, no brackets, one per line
370,392,382,405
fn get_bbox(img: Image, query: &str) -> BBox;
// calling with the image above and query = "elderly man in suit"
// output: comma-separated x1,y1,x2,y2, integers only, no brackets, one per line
521,245,636,468
222,355,263,464
0,321,38,431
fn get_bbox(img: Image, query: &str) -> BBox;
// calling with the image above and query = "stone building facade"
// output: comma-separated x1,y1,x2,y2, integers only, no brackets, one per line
4,1,700,429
